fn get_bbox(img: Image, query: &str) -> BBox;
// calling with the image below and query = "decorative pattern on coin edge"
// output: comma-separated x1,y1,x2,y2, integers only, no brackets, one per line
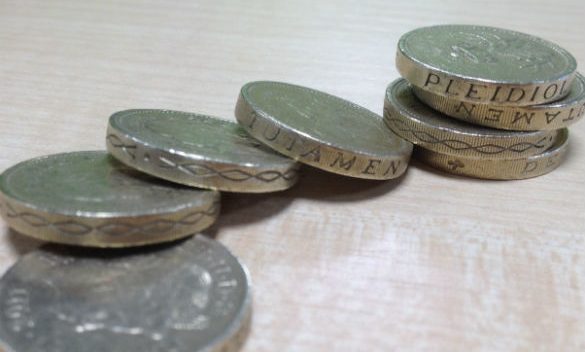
107,134,298,183
0,199,219,237
384,108,553,156
413,129,569,180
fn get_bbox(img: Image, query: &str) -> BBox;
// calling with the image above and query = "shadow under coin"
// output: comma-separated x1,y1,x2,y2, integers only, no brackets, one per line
285,165,410,202
4,227,208,260
213,192,294,228
34,235,194,261
561,134,578,167
5,228,45,256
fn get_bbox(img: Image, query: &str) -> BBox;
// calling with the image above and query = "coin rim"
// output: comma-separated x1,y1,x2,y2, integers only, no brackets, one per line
397,24,577,85
414,128,569,180
239,81,413,158
109,109,296,169
193,235,254,352
107,109,300,193
0,151,219,218
384,79,558,158
0,193,220,247
236,81,413,180
411,72,585,131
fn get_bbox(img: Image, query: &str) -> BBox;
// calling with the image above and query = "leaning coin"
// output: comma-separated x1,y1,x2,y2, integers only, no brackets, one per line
414,129,569,180
412,73,585,131
396,25,577,106
0,151,219,247
0,235,251,352
384,79,558,159
235,81,413,179
107,109,299,193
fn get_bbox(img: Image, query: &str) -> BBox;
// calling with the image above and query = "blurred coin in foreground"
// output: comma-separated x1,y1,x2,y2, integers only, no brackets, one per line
0,235,251,352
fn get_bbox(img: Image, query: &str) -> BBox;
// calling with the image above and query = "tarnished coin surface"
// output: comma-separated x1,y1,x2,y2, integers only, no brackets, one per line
235,81,413,179
0,235,251,352
414,129,569,180
413,73,585,131
107,110,299,193
384,79,558,159
396,25,577,106
0,151,219,247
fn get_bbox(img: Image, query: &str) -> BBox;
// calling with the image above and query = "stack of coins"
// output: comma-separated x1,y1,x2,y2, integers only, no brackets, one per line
384,25,584,180
0,83,412,351
0,25,582,350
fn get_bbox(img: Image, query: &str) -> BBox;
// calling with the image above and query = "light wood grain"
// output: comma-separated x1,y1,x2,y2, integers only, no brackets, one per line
1,0,584,351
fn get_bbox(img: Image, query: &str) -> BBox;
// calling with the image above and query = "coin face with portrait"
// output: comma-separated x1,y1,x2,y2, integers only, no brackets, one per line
0,236,251,352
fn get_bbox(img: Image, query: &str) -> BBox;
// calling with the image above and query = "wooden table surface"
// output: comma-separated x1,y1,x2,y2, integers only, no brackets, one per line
1,1,584,351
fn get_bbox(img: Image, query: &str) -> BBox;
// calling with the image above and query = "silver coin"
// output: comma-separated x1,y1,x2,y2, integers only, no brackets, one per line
0,235,251,352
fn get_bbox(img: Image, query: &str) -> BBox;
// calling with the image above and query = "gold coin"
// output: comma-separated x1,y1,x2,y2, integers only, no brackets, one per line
0,151,219,247
384,79,558,159
412,73,585,131
396,25,577,106
414,129,569,180
107,109,299,193
235,81,413,180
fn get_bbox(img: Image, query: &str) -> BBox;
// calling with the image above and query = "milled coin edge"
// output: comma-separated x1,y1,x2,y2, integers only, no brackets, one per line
414,128,570,179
